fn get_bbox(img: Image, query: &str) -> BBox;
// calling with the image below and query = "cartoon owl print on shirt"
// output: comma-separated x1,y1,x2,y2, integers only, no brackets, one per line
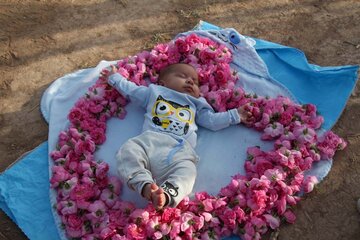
151,95,194,136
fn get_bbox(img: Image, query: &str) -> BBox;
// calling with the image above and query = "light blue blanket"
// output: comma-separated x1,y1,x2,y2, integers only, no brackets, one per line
0,21,358,240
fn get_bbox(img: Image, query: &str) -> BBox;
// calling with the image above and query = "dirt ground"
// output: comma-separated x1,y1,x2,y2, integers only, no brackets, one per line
0,0,359,239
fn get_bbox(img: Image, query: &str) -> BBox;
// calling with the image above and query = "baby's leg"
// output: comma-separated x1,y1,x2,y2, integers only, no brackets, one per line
116,136,154,198
159,160,197,207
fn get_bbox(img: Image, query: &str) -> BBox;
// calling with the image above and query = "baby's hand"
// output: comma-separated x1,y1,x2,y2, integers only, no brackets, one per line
238,105,253,125
100,65,118,78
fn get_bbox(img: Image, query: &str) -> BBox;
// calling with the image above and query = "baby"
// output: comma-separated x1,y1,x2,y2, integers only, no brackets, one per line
103,63,250,210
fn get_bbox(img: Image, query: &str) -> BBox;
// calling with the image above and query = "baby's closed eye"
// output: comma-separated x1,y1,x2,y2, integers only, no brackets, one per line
177,73,187,78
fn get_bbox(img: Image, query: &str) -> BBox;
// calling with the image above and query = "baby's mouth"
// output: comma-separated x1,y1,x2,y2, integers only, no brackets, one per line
184,86,194,93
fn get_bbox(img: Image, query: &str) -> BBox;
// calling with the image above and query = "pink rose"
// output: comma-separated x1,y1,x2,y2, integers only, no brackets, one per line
180,212,195,232
254,113,270,130
263,214,280,229
58,200,77,215
59,131,70,141
100,227,117,240
293,126,316,143
117,67,130,79
50,150,65,160
60,177,78,197
175,38,191,54
201,212,213,222
116,107,127,119
202,198,214,212
87,87,105,101
87,200,107,219
283,210,296,224
275,195,286,215
90,128,106,145
76,199,91,209
130,209,149,224
214,197,227,209
303,175,318,193
108,176,122,195
264,168,285,182
126,223,146,239
50,166,71,187
137,51,150,63
161,208,181,223
112,200,135,215
94,161,109,179
233,206,245,222
91,214,109,234
111,234,128,240
89,101,104,114
185,34,202,45
251,216,267,234
74,138,96,155
263,122,284,140
145,216,159,236
59,144,72,155
231,87,244,101
279,111,293,126
219,208,236,228
160,223,171,236
66,214,83,229
70,183,95,201
247,190,268,211
192,215,205,231
169,221,181,239
254,158,274,176
233,194,247,207
214,69,228,85
68,108,84,123
206,91,222,111
66,225,84,238
199,48,216,63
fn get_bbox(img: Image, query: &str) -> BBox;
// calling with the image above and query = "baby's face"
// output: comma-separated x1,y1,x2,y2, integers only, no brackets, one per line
159,64,200,98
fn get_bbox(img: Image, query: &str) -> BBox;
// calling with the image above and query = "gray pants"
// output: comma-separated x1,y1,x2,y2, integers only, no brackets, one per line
116,130,199,207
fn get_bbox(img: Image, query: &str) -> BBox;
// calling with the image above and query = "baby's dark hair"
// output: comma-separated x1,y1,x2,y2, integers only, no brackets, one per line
158,63,197,81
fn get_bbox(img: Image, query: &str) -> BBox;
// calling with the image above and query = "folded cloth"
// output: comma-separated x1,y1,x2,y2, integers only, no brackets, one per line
194,21,359,130
0,142,59,240
0,21,358,240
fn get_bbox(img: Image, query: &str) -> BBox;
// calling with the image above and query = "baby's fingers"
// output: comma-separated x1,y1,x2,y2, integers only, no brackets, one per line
110,65,118,73
101,69,109,74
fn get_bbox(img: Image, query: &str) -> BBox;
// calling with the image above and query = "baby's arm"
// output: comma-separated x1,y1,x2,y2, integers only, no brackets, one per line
197,108,239,131
196,99,252,131
101,65,150,108
195,97,239,131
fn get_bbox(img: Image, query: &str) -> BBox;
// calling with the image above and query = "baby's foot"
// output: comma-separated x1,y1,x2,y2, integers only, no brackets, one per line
150,183,167,210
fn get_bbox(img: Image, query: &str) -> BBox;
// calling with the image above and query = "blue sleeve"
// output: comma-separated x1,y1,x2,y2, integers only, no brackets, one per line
195,98,241,131
108,73,150,108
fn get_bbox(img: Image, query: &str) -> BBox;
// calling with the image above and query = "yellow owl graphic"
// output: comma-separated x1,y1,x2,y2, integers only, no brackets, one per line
151,95,194,136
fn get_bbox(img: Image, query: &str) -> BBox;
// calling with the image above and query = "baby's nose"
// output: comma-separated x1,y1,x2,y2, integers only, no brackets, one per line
186,78,194,84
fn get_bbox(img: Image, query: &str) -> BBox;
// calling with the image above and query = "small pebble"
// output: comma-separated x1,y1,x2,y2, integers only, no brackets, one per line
357,199,360,213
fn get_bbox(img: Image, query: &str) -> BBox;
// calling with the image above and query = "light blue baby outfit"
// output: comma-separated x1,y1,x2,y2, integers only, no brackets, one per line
108,73,241,206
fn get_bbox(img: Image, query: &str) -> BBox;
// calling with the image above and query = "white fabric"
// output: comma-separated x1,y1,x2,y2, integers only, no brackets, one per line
41,61,332,207
41,58,332,210
44,59,332,209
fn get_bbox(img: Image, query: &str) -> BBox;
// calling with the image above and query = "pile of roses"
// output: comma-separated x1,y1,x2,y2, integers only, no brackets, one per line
50,33,346,240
